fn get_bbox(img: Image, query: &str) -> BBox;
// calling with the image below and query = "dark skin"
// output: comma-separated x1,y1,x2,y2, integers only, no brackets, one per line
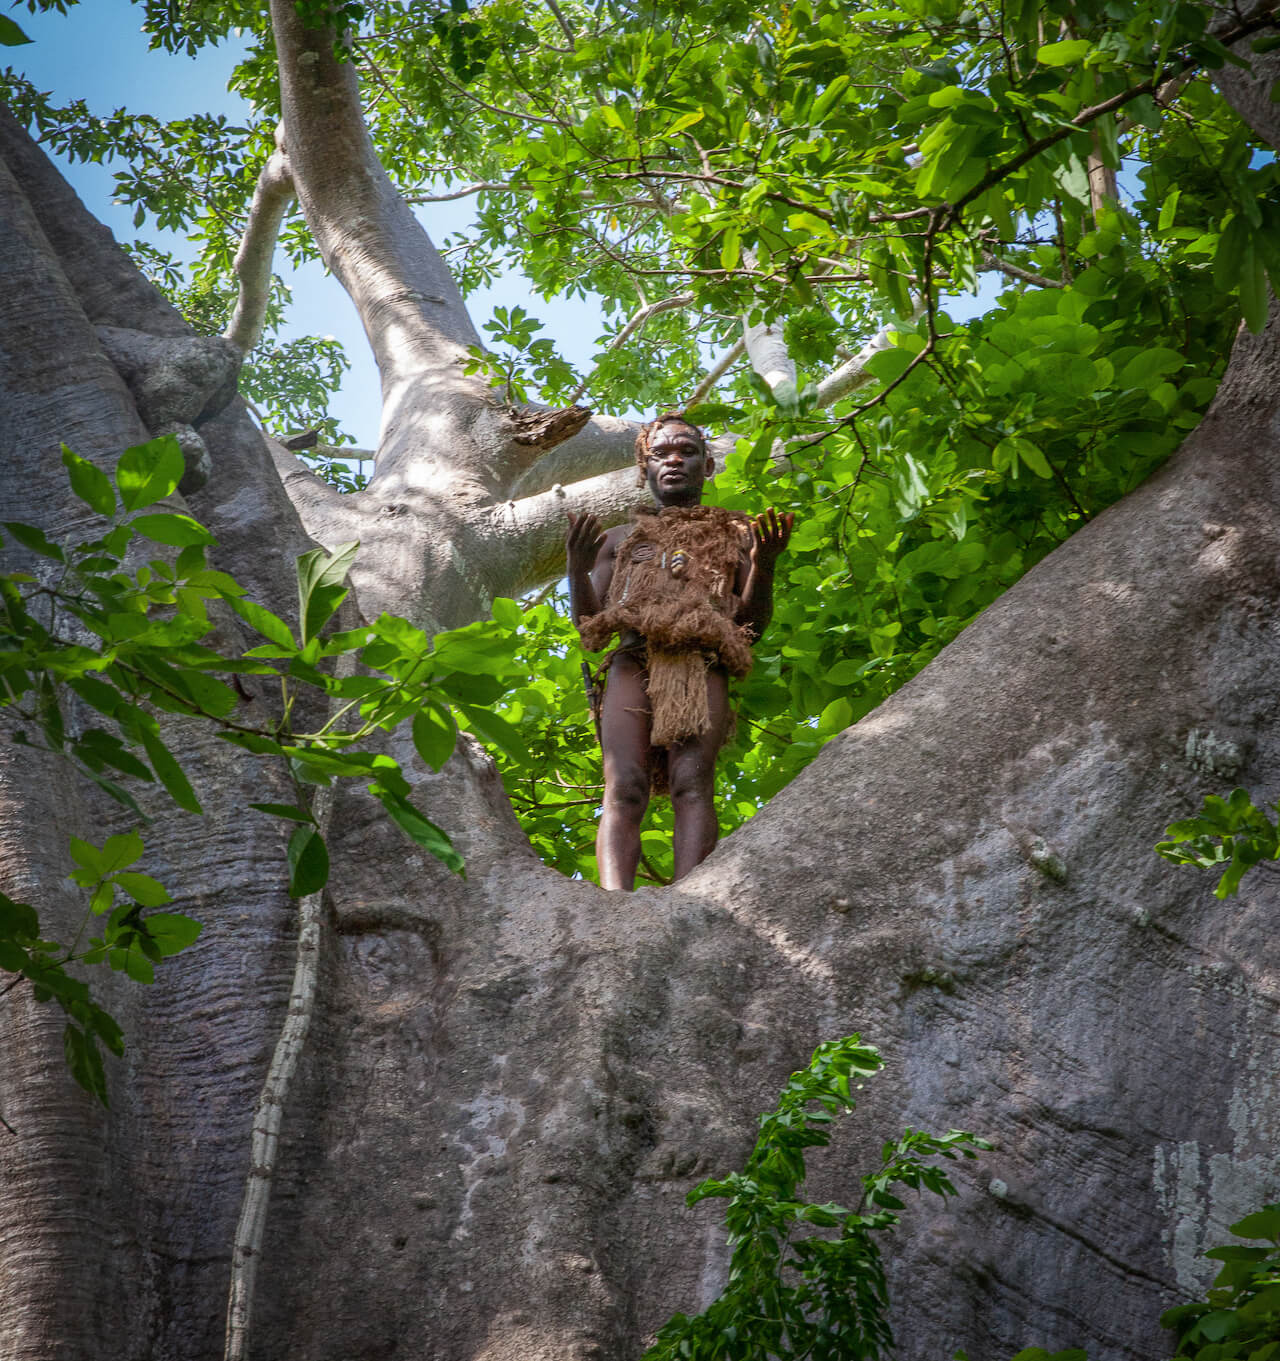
567,421,794,890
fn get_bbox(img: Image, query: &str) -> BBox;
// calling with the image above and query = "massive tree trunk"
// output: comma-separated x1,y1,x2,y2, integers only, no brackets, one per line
2,15,1279,1361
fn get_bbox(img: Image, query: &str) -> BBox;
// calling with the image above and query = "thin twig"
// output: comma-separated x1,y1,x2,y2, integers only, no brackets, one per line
687,337,746,407
544,0,576,44
979,251,1064,289
567,294,694,404
223,786,332,1361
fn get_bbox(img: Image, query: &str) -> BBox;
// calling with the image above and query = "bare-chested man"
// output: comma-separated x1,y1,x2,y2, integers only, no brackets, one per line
566,413,793,891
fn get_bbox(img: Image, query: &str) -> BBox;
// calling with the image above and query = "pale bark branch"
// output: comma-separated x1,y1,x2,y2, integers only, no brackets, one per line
268,0,484,387
743,318,797,402
688,337,746,407
814,307,926,409
500,464,645,597
508,412,642,499
224,782,335,1361
224,127,295,355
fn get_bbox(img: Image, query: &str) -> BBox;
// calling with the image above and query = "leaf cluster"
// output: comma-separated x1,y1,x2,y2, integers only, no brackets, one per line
645,1035,988,1360
1161,1206,1280,1361
1156,788,1280,899
0,435,557,1104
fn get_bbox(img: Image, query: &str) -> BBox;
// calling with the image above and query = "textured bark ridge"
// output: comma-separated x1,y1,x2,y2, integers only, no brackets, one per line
3,70,1280,1361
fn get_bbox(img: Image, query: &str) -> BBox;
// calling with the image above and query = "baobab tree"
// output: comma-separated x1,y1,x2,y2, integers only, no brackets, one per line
2,1,1279,1358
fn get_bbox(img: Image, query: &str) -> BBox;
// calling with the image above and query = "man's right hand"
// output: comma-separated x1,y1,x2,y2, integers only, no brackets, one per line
566,511,606,576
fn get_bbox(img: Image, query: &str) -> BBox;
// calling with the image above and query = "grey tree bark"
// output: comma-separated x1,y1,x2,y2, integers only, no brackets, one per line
1,16,1279,1361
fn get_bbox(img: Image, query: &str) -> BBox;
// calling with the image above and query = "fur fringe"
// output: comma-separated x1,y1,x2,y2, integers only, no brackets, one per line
647,647,711,748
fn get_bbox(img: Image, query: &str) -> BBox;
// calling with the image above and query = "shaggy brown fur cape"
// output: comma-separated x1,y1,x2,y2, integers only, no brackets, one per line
579,505,754,750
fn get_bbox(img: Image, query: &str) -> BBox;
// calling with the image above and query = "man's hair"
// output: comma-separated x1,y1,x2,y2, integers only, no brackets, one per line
633,412,708,486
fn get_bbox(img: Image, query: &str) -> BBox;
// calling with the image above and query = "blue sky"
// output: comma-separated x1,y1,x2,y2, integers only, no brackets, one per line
8,0,609,446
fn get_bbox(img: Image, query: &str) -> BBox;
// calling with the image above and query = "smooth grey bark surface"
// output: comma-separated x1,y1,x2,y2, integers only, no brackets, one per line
2,36,1280,1361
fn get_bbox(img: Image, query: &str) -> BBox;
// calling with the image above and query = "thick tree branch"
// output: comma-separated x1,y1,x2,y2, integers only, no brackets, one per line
743,316,796,401
224,128,294,355
507,412,643,499
268,0,484,402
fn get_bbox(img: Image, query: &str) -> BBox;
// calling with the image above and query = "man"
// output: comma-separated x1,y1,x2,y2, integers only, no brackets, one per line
566,413,793,891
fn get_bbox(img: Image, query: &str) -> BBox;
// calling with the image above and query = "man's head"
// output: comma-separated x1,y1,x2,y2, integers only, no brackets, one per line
635,413,713,506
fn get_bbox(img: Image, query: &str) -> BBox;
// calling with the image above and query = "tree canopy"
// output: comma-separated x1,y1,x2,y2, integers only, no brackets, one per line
6,0,1277,883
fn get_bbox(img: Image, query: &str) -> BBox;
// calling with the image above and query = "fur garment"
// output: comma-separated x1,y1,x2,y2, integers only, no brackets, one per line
579,505,755,748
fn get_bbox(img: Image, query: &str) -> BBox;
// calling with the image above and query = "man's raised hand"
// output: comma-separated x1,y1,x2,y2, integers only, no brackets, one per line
750,509,795,566
566,511,607,576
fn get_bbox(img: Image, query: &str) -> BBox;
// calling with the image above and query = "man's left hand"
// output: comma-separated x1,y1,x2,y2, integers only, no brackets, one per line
751,509,795,566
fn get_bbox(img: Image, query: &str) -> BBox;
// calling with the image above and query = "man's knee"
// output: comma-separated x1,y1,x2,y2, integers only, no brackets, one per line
605,762,650,815
667,762,714,808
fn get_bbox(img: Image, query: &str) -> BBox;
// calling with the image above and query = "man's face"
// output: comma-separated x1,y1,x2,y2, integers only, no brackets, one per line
644,423,713,507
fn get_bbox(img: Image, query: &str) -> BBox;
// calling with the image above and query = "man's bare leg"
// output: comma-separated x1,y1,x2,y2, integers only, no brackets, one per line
596,653,652,890
667,668,730,882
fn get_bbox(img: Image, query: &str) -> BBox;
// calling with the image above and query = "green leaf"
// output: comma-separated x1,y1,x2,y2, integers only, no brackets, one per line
720,226,742,271
115,435,185,511
218,730,288,757
369,784,465,874
223,591,296,649
0,14,33,44
457,702,530,764
994,437,1053,479
2,521,66,561
1116,348,1185,390
64,1022,109,1105
139,727,202,813
61,446,116,518
130,513,217,547
286,824,330,897
1036,38,1091,66
667,108,704,135
1239,238,1268,334
0,891,39,943
140,911,202,957
111,872,171,907
297,541,359,645
249,802,315,822
1230,1207,1280,1242
70,831,144,876
412,703,458,771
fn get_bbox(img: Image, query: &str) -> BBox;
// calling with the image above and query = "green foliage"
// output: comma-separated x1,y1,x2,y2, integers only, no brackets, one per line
999,1206,1280,1361
1,435,555,1102
645,1036,988,1360
5,0,1278,879
1156,789,1280,898
1161,1205,1280,1361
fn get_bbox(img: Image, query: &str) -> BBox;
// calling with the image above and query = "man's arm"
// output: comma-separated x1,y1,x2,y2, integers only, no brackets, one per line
735,509,794,640
566,513,622,628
